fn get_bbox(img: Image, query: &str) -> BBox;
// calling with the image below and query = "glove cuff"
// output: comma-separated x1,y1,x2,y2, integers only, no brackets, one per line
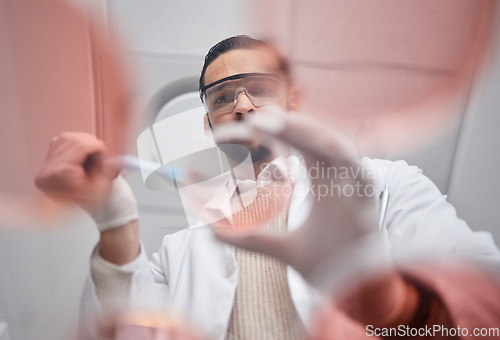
92,176,139,231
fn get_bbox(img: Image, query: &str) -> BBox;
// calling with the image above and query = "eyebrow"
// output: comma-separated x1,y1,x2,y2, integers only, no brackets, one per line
209,81,234,94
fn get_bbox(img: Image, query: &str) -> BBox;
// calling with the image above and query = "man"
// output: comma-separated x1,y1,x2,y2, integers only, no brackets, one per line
36,36,500,339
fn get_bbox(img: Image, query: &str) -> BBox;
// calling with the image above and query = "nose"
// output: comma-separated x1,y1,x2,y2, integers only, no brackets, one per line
233,88,255,121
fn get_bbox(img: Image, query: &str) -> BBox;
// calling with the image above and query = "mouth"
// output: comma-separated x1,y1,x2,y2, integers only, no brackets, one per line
218,140,271,164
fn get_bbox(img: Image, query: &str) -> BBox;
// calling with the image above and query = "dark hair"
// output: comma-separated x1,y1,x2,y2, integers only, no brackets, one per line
199,35,290,97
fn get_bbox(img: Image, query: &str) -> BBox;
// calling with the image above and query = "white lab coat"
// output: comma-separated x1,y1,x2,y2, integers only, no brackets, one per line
83,158,500,340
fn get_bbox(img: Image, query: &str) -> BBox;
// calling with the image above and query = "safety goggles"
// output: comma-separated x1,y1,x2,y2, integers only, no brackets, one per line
200,73,286,117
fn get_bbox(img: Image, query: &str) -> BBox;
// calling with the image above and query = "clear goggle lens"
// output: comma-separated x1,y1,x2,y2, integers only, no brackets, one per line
203,74,285,115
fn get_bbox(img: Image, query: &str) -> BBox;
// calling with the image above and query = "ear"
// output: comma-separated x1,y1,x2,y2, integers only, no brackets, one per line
203,113,211,134
286,87,301,113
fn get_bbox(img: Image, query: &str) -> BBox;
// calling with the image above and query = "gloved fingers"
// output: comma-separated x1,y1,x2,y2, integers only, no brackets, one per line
243,108,372,188
85,152,121,179
45,132,109,165
246,108,358,165
35,132,120,207
210,110,380,281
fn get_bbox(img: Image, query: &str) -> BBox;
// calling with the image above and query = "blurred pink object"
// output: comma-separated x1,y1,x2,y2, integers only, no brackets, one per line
0,0,133,227
312,264,500,339
254,0,496,154
81,310,206,340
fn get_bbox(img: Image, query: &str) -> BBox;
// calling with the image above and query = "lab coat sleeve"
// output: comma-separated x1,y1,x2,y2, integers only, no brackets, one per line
381,159,500,269
81,240,170,318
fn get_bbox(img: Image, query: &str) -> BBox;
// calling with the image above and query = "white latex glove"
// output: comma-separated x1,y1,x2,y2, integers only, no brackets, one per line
91,175,139,231
212,109,391,294
35,132,138,231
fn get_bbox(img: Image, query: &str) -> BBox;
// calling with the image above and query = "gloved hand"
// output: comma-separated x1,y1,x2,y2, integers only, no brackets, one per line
35,132,138,231
212,109,391,294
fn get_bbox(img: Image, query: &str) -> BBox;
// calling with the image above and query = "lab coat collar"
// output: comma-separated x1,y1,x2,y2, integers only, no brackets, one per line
287,155,312,232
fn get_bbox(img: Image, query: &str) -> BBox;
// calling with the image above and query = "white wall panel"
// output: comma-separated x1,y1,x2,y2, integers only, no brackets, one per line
119,54,205,248
388,132,461,195
126,54,202,99
108,0,254,55
448,50,500,244
0,214,98,340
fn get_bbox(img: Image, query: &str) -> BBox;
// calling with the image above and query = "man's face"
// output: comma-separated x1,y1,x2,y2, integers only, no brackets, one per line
203,47,295,127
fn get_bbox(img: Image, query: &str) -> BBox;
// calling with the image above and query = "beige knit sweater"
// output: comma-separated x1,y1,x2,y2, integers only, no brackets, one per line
224,183,306,340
